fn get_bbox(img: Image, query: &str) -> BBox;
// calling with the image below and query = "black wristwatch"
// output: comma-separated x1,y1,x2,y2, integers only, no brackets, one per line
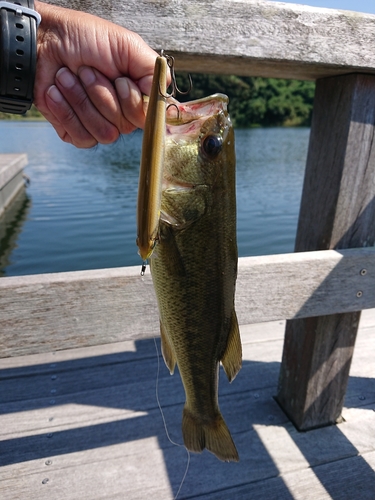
0,0,41,114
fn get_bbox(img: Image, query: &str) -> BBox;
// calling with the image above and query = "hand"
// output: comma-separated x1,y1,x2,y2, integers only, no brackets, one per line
34,1,158,148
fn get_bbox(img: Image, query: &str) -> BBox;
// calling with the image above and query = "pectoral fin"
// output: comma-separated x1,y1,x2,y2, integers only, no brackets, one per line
160,320,176,375
161,185,209,228
221,310,242,382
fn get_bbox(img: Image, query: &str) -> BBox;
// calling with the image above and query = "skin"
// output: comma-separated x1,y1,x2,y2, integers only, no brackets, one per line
34,1,162,148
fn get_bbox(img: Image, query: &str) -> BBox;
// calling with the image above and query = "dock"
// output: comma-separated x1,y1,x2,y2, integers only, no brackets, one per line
0,309,374,499
0,154,27,218
1,0,375,498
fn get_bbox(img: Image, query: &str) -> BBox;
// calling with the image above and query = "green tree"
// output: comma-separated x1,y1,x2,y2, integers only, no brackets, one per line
0,105,43,121
175,73,315,127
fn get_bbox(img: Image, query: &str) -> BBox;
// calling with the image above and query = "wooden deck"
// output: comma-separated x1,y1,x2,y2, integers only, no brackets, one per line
1,309,374,499
0,154,27,218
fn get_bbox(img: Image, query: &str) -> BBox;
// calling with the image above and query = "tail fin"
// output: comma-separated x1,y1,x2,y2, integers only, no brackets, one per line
182,407,239,462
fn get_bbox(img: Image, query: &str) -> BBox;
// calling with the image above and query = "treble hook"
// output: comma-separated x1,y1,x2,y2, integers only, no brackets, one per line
159,50,193,99
166,102,180,120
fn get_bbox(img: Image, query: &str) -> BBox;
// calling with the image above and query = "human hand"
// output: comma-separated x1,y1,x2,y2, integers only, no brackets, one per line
34,1,159,148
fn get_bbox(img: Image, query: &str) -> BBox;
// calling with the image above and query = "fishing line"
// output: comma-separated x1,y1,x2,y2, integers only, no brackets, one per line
153,336,190,500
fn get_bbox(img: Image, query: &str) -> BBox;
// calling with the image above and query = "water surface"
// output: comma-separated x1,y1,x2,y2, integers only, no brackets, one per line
0,122,310,276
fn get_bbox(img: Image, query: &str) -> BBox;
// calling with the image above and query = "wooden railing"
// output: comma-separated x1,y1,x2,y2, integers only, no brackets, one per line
1,0,375,432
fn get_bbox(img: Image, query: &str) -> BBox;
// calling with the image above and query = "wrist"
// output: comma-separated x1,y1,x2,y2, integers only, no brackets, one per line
0,0,40,113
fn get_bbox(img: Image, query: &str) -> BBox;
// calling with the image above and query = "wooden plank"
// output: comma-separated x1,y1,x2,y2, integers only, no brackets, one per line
203,450,375,500
2,444,374,500
45,0,375,80
0,318,287,373
1,248,375,357
359,307,375,329
0,438,176,500
1,390,374,498
0,316,373,499
0,154,27,190
0,154,27,217
1,314,372,439
237,247,375,322
0,265,159,357
277,73,375,430
0,390,373,497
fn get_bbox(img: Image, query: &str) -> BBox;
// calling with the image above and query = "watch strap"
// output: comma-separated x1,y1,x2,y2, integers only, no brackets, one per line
0,0,39,114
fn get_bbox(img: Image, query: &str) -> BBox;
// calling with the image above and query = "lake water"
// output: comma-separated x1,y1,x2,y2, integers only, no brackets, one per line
0,121,310,277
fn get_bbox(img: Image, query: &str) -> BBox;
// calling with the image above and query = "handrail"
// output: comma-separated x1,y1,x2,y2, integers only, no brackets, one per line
47,0,375,80
1,247,374,357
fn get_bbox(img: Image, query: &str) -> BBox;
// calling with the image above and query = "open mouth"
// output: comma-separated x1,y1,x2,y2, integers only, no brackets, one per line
166,94,228,126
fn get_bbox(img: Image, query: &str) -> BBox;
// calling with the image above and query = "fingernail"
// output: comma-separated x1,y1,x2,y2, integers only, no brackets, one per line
56,67,75,89
79,67,96,86
116,77,130,99
47,85,63,103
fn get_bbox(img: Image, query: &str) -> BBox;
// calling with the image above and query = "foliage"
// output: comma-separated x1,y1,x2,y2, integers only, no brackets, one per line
175,73,316,127
0,104,44,121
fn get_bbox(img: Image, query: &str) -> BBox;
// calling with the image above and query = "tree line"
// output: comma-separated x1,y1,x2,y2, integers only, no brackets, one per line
0,74,316,127
176,73,315,127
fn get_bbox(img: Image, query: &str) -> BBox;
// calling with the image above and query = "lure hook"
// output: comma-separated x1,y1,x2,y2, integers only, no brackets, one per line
159,50,193,99
166,102,180,120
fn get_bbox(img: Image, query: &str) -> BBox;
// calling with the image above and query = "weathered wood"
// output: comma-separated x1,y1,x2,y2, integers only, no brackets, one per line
1,247,374,357
45,0,375,80
277,73,375,431
0,313,374,499
202,451,375,500
0,154,27,217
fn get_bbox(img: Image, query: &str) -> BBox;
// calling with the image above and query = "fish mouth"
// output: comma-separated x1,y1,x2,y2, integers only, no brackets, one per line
166,93,228,126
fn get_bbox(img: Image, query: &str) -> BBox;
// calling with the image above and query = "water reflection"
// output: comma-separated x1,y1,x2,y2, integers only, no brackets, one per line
0,188,31,276
235,127,309,256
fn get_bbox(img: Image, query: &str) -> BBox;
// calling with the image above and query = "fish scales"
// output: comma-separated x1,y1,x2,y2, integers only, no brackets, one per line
149,94,242,462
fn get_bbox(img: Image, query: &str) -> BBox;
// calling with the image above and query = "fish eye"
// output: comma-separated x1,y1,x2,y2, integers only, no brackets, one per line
201,134,223,158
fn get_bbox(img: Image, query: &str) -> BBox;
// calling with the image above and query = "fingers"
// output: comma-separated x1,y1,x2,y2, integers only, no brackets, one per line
78,67,140,134
44,67,147,148
50,67,120,147
115,76,147,130
45,83,97,148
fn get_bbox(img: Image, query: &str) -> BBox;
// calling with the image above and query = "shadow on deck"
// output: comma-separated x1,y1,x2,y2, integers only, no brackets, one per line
1,329,374,499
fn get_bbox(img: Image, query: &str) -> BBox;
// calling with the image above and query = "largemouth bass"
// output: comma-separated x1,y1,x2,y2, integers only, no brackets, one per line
138,56,242,462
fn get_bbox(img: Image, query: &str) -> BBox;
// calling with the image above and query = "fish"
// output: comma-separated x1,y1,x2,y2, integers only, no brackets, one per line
138,56,241,462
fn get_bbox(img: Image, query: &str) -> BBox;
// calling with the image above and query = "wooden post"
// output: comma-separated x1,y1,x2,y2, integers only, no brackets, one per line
276,73,375,430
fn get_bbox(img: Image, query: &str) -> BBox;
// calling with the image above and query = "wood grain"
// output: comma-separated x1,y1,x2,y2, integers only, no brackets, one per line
1,247,374,357
0,154,27,217
0,313,374,499
277,73,375,431
44,0,375,80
